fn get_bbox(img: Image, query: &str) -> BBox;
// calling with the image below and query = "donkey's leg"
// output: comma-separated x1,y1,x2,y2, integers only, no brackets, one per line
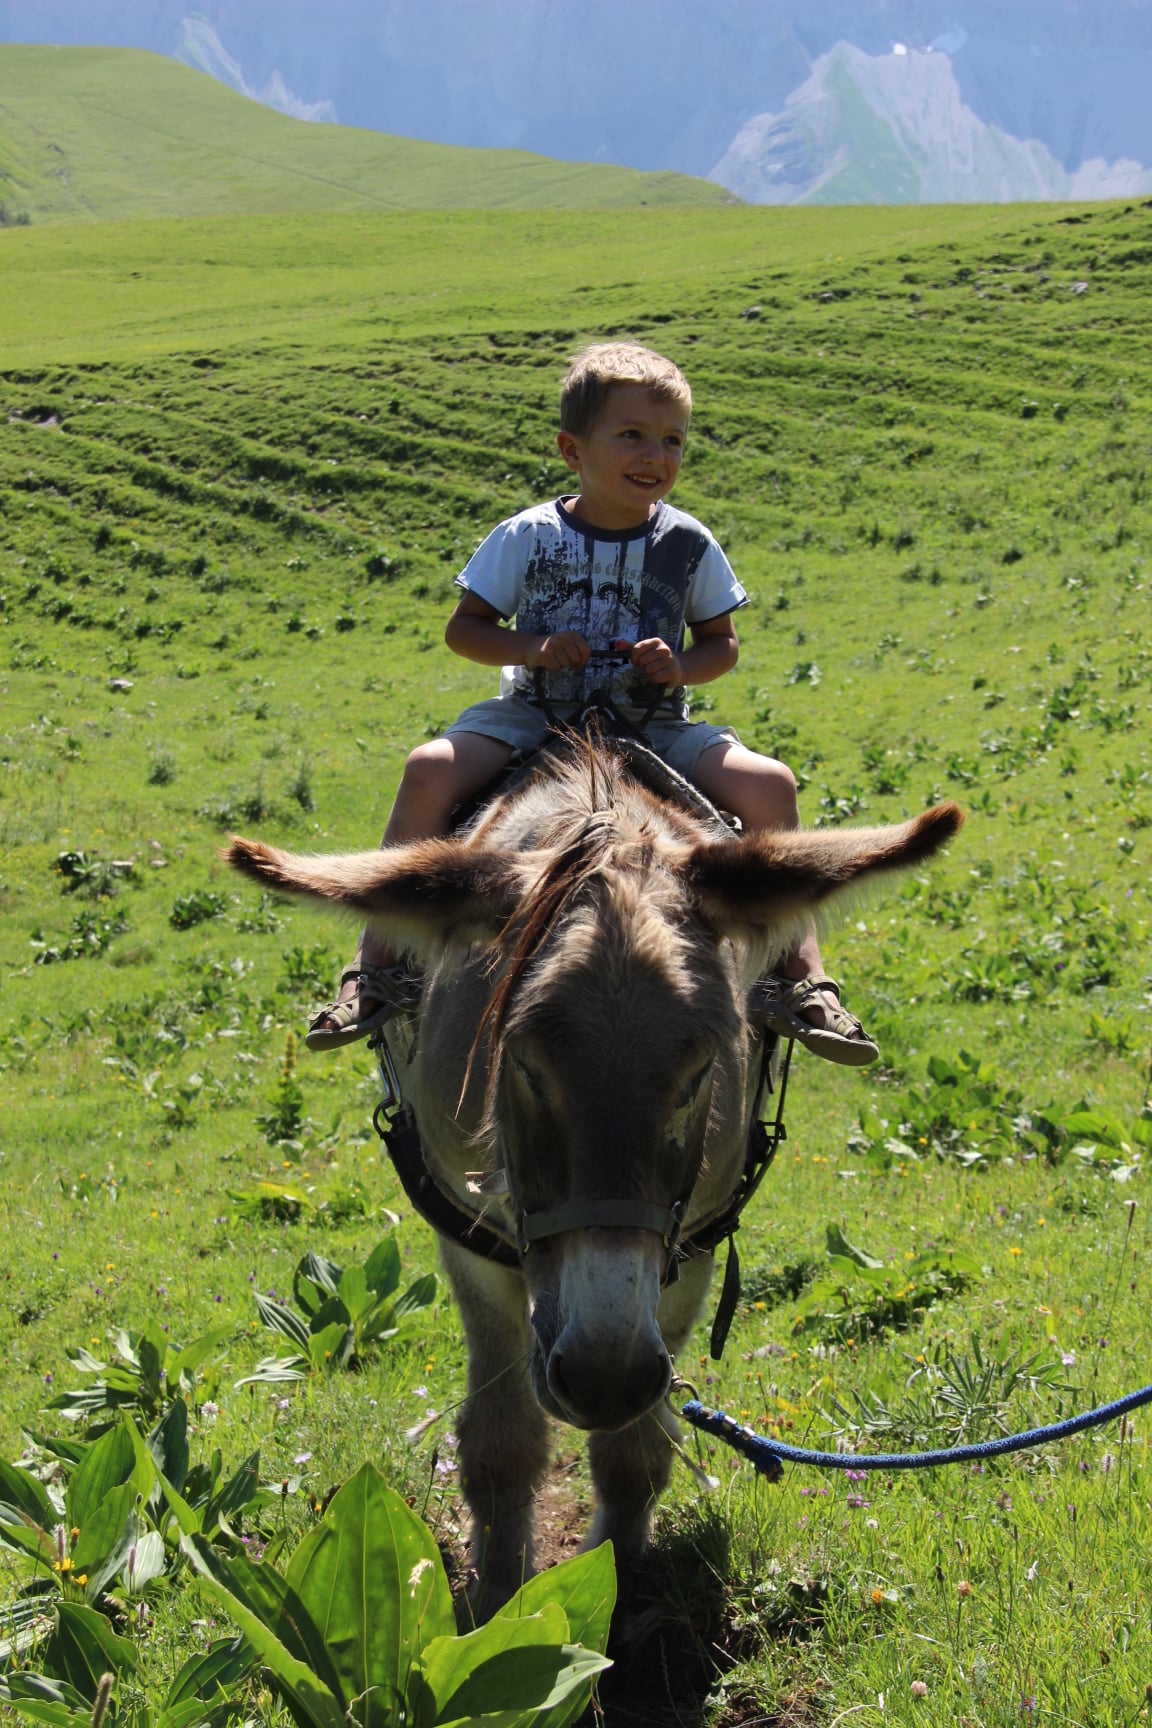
440,1242,550,1618
585,1253,714,1555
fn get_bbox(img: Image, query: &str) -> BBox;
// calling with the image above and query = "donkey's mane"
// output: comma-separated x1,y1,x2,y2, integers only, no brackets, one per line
468,736,711,1103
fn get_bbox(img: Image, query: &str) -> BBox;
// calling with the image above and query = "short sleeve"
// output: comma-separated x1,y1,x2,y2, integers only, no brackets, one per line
455,516,532,620
685,534,749,626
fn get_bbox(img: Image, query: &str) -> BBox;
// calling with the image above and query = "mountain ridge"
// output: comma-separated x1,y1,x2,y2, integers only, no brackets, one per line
711,42,1152,205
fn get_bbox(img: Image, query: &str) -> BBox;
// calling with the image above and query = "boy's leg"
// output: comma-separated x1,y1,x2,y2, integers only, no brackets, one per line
691,741,877,1065
308,732,513,1047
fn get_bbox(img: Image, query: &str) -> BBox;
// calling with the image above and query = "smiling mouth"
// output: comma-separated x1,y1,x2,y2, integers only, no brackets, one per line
626,474,659,488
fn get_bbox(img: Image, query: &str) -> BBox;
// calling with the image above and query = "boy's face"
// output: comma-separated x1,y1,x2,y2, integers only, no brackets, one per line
556,383,688,530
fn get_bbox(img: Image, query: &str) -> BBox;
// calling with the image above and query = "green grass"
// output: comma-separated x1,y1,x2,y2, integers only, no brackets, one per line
0,45,732,227
0,193,1150,1723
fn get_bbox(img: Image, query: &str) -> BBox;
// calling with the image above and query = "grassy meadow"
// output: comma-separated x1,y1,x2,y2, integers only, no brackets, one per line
0,189,1151,1725
0,46,731,226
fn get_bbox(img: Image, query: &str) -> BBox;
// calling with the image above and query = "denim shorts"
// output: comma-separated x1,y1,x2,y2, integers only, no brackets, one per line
445,693,739,780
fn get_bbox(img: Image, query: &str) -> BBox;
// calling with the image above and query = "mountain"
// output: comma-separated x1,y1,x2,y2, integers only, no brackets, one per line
0,45,731,225
3,2,1152,203
710,42,1152,205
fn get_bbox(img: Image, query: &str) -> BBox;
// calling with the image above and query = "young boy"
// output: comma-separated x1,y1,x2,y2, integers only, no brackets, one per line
307,342,877,1066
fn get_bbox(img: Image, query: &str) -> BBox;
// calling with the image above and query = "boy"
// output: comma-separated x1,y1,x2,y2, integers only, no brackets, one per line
307,342,876,1066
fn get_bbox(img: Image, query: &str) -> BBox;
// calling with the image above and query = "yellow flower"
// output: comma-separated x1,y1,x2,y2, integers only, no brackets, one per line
1009,1247,1022,1257
76,1573,88,1586
870,1588,885,1605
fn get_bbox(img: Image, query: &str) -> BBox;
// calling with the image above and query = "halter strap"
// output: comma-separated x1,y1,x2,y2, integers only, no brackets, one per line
518,1197,684,1253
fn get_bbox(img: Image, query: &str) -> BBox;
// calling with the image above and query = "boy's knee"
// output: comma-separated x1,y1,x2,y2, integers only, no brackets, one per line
402,740,454,795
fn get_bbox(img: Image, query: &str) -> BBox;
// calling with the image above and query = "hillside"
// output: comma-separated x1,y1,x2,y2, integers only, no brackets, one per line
0,45,733,224
1,196,1150,1720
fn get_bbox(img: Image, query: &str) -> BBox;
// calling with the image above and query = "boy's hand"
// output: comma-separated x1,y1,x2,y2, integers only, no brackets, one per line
619,637,683,686
526,631,591,671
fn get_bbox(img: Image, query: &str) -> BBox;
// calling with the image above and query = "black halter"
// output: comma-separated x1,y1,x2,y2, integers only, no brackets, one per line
371,1033,790,1361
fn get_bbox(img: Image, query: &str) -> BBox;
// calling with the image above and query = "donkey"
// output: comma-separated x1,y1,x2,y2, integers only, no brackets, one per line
227,739,961,1614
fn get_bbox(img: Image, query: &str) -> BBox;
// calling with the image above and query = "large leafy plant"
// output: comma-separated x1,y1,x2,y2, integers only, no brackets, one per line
241,1240,436,1384
793,1224,981,1342
180,1460,615,1728
46,1321,232,1427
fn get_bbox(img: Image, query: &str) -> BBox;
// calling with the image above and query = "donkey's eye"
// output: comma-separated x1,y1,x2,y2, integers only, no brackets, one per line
509,1053,547,1097
674,1060,714,1112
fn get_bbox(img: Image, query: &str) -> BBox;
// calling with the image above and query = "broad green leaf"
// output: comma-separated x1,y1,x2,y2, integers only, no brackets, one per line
364,1236,401,1300
0,1596,56,1663
395,1273,439,1317
255,1293,312,1351
285,1462,454,1718
337,1263,371,1323
82,1507,143,1604
148,1398,190,1493
165,1634,254,1705
182,1533,347,1721
0,1512,57,1565
67,1421,154,1573
424,1621,611,1727
52,1601,137,1702
419,1606,568,1723
234,1353,308,1388
307,1319,353,1371
926,1054,958,1085
204,1450,262,1534
1061,1109,1126,1148
122,1527,167,1594
0,1687,90,1728
166,1325,233,1384
825,1224,884,1270
158,1469,203,1538
0,1459,55,1526
297,1250,343,1303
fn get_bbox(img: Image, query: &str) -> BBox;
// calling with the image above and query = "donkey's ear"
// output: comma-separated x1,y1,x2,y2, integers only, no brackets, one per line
225,836,522,948
683,803,963,940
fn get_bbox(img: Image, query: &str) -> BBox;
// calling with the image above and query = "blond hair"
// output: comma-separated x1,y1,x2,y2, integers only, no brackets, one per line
559,342,692,436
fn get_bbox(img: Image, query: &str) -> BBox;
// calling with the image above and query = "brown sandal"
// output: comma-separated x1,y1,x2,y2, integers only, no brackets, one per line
748,975,879,1068
304,963,421,1052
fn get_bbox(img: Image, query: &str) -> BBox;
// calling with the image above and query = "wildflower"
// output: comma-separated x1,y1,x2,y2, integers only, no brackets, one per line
1009,1247,1022,1257
75,1573,88,1586
847,1494,870,1510
996,1492,1013,1512
957,1580,973,1597
201,1401,220,1424
911,1680,928,1697
1062,1350,1076,1366
1020,1698,1037,1715
870,1588,885,1605
294,1451,313,1465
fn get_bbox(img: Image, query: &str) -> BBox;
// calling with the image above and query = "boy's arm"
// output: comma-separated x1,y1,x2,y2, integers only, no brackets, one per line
445,589,591,671
623,613,739,687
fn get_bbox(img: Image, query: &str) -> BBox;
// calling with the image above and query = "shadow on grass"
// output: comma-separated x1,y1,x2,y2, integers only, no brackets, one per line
587,1505,826,1728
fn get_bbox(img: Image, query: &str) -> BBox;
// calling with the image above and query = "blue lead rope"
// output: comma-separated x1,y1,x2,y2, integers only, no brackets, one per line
681,1384,1152,1481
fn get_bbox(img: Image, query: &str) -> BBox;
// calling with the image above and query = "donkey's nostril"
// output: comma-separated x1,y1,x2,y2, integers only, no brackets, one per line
547,1338,671,1429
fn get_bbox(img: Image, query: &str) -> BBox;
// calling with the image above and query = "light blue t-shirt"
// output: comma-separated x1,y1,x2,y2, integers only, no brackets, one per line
455,497,748,718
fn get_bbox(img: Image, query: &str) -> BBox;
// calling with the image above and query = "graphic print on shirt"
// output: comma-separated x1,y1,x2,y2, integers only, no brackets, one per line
456,500,748,716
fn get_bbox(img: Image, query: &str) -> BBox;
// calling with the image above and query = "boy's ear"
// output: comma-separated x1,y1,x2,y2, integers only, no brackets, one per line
556,430,582,474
